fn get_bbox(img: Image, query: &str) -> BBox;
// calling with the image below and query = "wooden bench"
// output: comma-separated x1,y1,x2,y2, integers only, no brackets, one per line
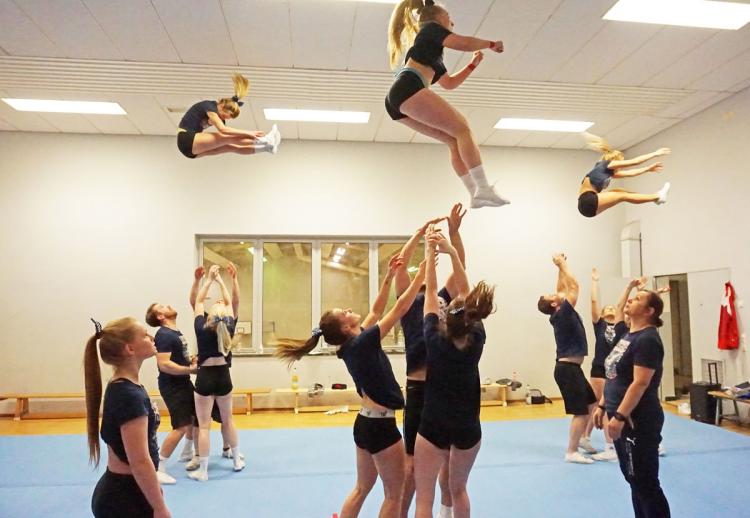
480,383,509,407
709,390,750,426
0,387,272,420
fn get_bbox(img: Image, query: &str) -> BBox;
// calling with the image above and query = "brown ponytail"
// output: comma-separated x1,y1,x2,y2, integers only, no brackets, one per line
445,281,495,339
83,317,140,467
643,290,664,328
388,0,447,68
274,311,349,368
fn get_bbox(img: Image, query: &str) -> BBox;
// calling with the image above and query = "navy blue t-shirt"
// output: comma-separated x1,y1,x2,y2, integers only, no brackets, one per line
178,100,223,133
401,286,452,374
604,327,664,417
592,320,628,367
585,160,613,192
549,300,588,358
336,325,404,410
404,22,452,84
100,379,160,469
195,315,236,367
422,313,485,427
155,326,191,388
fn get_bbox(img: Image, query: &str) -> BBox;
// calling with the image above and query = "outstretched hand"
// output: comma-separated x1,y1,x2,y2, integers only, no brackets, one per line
648,162,663,173
490,40,504,53
591,268,600,281
447,203,467,234
387,254,404,275
471,51,484,67
208,264,220,280
247,130,265,140
552,253,567,267
419,217,446,235
227,261,237,279
656,147,671,157
194,266,205,280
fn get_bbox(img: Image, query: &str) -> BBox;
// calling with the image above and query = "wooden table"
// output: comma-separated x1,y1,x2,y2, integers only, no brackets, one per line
708,390,750,426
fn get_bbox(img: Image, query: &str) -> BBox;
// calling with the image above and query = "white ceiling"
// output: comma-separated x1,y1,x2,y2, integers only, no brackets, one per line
0,0,748,149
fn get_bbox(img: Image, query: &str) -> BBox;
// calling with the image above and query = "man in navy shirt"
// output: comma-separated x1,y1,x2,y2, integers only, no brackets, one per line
537,254,597,464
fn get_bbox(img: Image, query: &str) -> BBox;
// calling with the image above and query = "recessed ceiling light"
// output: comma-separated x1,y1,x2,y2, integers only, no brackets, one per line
603,0,750,30
264,108,370,124
2,98,126,115
494,118,594,132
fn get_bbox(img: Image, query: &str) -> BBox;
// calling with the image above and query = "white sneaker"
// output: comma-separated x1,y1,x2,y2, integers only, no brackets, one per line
656,182,670,204
565,452,593,464
471,184,510,209
222,448,245,460
178,449,194,463
270,124,281,154
187,470,208,482
233,457,246,472
658,444,666,457
156,470,177,485
592,448,618,462
185,457,200,471
578,437,598,454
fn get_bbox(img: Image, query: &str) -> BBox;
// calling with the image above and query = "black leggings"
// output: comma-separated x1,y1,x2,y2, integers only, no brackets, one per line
612,412,671,518
91,470,153,518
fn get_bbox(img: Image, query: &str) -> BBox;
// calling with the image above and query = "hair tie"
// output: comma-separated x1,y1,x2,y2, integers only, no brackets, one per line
448,307,465,316
90,317,103,339
424,0,435,6
231,95,244,107
312,327,323,338
213,316,232,326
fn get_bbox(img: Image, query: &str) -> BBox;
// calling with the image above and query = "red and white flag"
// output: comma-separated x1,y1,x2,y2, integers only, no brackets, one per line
718,281,739,350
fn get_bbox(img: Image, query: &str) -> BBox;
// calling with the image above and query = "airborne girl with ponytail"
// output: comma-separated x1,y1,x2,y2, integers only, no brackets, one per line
176,73,281,159
386,0,509,209
414,227,495,518
577,133,672,218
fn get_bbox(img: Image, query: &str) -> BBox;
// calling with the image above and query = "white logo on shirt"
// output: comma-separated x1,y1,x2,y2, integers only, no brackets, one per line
604,336,631,380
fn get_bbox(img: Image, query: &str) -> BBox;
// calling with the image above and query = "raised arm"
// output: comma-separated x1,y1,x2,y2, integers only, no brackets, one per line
609,148,670,170
215,273,234,319
612,162,662,179
194,265,217,317
424,237,439,316
378,260,426,339
395,216,443,296
443,33,503,53
616,277,644,321
445,203,467,297
591,268,601,323
554,254,579,307
189,266,205,310
362,255,403,329
226,261,240,318
433,230,470,298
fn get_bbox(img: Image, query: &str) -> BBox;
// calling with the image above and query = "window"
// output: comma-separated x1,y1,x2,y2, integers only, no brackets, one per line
199,237,418,355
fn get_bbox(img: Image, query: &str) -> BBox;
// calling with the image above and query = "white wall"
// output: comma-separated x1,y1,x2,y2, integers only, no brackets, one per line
624,86,750,387
0,131,627,410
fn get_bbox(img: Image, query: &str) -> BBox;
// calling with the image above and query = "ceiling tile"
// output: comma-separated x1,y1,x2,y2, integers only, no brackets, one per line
689,47,750,92
290,0,355,70
115,94,177,135
37,112,99,133
348,3,392,72
223,0,293,68
0,0,61,56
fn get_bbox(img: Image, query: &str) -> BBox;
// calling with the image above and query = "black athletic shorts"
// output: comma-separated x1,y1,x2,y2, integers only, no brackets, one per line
578,191,598,218
159,380,196,429
590,364,606,379
177,130,196,159
353,413,402,454
385,70,426,121
403,379,426,455
419,417,482,451
554,361,597,415
92,470,153,518
195,364,233,397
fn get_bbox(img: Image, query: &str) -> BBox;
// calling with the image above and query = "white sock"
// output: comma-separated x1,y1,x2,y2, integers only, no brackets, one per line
252,143,272,153
180,439,194,456
231,446,242,459
438,504,453,518
158,455,168,472
460,174,477,195
468,165,489,189
199,456,209,474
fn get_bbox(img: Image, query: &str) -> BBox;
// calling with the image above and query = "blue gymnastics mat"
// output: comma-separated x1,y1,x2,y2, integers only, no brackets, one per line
0,414,747,517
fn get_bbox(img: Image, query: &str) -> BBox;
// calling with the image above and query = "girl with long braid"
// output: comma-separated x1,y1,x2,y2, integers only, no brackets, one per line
85,317,171,518
577,133,671,218
176,73,280,159
387,1,509,209
275,255,426,518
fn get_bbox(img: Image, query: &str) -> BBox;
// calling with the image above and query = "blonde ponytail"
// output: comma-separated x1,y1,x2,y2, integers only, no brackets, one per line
388,0,421,68
219,73,250,119
583,132,623,162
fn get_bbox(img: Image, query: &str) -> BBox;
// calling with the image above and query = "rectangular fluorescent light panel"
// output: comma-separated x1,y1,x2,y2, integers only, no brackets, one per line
2,98,126,115
494,118,594,132
604,0,750,30
264,109,370,124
